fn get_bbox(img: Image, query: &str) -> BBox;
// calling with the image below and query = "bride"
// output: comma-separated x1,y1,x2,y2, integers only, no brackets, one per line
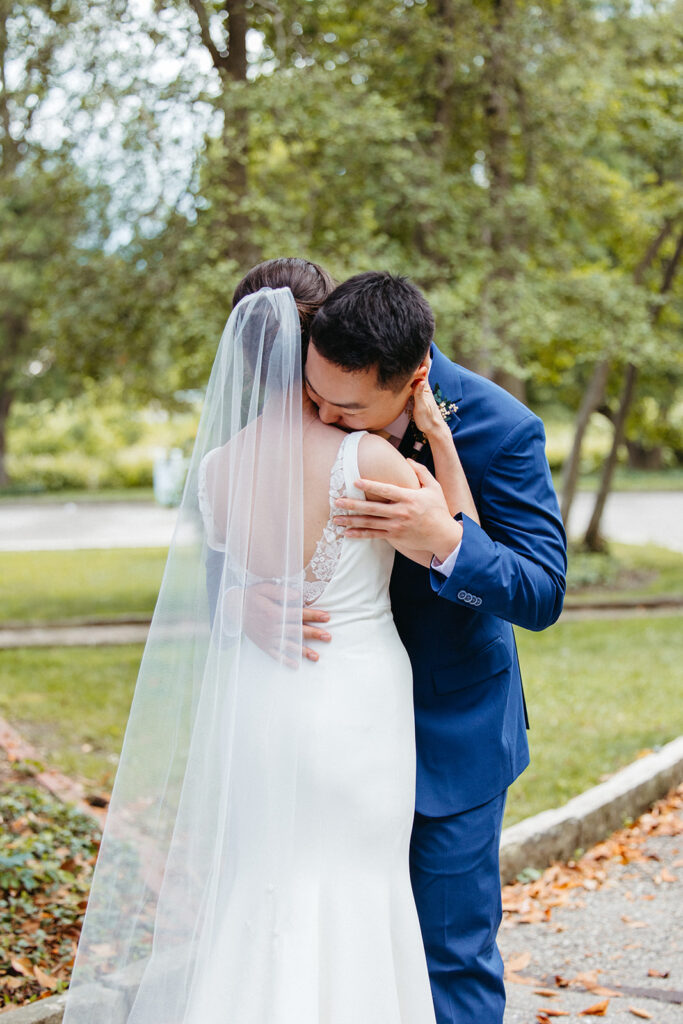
62,259,478,1024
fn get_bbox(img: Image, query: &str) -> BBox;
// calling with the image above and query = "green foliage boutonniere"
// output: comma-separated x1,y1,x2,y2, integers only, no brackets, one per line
432,383,459,423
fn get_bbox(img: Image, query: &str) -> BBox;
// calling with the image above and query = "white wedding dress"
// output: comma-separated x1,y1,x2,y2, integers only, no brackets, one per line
187,430,437,1024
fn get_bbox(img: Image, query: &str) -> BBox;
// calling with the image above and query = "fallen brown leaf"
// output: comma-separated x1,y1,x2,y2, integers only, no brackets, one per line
579,999,609,1016
506,951,531,972
0,977,25,991
539,1010,570,1017
33,966,59,991
9,958,33,979
534,988,559,998
507,972,543,987
568,971,618,997
660,867,677,882
647,968,669,978
620,914,648,928
628,1009,652,1020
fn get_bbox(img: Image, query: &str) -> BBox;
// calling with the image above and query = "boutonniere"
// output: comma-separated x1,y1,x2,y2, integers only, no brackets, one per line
432,383,459,423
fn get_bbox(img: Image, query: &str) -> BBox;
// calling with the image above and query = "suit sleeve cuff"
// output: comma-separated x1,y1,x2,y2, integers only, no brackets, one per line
430,540,462,577
429,513,484,600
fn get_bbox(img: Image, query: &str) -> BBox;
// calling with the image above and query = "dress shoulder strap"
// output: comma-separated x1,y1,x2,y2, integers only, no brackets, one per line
340,430,368,500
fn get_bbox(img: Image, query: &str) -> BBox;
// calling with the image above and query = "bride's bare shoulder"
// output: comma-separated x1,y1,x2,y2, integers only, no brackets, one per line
357,432,419,490
306,418,349,455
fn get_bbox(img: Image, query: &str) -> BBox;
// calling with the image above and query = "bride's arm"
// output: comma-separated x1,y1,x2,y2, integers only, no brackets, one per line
411,381,480,524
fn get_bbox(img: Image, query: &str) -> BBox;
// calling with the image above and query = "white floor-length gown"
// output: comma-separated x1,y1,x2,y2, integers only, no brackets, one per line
179,429,437,1024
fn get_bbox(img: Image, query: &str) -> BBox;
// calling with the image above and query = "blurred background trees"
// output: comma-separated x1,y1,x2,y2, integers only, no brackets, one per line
2,0,682,547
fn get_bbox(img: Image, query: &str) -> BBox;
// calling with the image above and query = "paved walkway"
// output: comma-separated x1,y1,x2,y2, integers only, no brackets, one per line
0,500,178,551
500,787,683,1023
1,603,682,649
1,491,682,552
567,491,683,554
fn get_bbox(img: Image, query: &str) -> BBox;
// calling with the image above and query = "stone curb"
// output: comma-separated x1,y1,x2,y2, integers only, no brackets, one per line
499,734,683,883
0,994,67,1023
3,738,682,1023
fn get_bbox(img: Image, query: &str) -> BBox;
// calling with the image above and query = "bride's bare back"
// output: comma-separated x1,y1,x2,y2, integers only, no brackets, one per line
302,412,421,569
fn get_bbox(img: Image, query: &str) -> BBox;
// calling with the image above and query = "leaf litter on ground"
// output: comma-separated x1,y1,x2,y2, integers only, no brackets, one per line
0,755,101,1010
502,782,682,1007
2,761,682,1011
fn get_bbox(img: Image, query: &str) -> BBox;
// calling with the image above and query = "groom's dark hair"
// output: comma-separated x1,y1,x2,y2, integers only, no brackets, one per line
310,271,435,390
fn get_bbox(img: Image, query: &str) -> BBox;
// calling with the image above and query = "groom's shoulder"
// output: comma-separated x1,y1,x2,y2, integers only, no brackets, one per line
436,349,541,439
460,365,535,423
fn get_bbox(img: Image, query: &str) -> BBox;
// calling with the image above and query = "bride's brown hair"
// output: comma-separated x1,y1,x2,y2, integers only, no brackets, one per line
232,258,336,338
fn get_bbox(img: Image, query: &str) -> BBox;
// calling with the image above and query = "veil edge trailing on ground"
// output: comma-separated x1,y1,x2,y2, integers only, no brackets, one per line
61,286,306,1023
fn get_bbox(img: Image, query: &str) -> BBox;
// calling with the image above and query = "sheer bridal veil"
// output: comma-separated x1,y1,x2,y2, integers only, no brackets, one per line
62,287,306,1023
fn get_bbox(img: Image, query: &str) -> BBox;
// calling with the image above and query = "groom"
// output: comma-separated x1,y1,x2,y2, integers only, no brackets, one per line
303,271,567,1024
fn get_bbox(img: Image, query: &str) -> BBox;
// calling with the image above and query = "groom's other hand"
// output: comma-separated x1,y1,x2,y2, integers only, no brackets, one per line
334,461,463,562
230,581,330,666
302,606,332,662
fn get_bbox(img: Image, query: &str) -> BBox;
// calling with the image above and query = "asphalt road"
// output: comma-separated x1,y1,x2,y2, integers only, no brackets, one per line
0,490,682,552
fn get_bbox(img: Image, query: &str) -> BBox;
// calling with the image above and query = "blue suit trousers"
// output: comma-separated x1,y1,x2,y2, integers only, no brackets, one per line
409,790,508,1024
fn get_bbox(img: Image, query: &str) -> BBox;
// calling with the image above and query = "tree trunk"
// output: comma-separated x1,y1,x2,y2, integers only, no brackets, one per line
492,369,526,403
583,363,637,551
625,439,663,470
561,218,679,531
560,359,610,524
582,225,683,549
189,0,257,266
0,4,17,174
0,387,13,488
433,0,455,148
484,0,527,405
219,0,257,266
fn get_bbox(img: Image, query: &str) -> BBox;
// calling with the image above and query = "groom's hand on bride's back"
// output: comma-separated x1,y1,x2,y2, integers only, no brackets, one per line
223,581,331,666
302,605,332,663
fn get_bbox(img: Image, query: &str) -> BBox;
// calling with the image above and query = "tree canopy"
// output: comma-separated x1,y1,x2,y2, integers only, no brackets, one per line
2,0,682,535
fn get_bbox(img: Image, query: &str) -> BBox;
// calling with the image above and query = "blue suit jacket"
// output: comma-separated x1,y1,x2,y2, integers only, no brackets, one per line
391,344,567,816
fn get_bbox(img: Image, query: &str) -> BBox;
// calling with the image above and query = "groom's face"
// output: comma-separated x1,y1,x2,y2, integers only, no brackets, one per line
305,342,426,432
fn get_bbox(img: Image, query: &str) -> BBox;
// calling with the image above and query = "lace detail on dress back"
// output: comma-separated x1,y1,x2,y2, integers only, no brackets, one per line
197,456,222,550
303,432,358,607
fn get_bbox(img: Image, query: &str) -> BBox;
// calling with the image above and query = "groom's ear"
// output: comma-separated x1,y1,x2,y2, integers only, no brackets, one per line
409,362,429,394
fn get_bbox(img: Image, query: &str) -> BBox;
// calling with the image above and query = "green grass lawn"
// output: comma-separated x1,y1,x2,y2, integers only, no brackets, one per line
566,542,683,604
550,466,683,493
2,541,681,627
0,645,142,788
1,615,681,823
0,548,167,623
510,614,683,823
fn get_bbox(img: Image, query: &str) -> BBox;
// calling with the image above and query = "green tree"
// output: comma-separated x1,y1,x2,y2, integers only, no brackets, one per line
0,0,198,485
0,0,96,484
551,1,683,542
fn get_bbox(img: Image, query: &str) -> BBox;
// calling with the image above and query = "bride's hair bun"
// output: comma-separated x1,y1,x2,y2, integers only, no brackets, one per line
233,258,336,337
